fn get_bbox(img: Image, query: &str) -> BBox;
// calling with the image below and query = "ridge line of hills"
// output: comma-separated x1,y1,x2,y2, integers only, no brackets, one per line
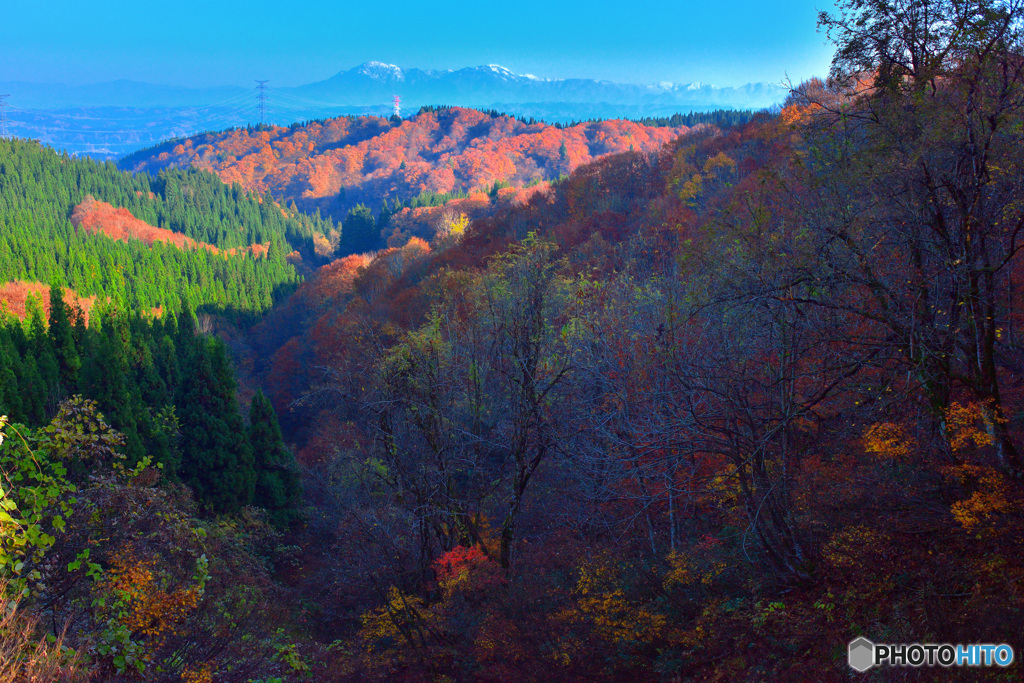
0,62,786,158
2,61,787,109
118,106,704,227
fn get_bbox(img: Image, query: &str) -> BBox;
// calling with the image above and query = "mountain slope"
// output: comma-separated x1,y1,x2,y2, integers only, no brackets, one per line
0,138,331,318
244,85,1024,680
120,106,690,221
295,61,788,111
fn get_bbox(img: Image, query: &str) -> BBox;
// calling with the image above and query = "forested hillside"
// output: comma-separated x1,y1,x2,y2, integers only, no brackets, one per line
238,1,1024,679
3,0,1024,680
0,139,309,679
0,139,334,318
120,107,691,222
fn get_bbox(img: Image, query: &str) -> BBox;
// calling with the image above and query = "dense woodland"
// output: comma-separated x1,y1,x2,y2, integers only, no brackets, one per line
3,0,1024,680
120,108,690,224
1,287,299,510
0,139,331,318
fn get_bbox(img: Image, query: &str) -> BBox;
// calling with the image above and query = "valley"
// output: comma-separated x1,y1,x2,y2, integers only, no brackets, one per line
1,1,1023,681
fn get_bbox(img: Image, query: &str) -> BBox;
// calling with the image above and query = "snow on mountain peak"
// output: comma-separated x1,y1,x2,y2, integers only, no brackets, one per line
357,61,404,80
486,64,518,79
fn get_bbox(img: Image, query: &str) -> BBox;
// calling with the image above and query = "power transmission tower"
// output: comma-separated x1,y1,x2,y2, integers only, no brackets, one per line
0,95,9,138
255,80,269,125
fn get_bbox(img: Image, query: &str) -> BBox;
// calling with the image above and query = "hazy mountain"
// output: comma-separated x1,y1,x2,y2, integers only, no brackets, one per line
0,80,245,109
293,62,788,111
0,63,788,157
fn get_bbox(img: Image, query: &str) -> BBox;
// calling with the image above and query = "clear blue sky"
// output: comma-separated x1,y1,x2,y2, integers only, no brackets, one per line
5,0,837,87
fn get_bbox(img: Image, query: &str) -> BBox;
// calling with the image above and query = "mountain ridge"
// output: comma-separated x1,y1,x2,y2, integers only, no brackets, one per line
2,61,786,109
294,61,787,109
119,105,693,224
2,63,786,158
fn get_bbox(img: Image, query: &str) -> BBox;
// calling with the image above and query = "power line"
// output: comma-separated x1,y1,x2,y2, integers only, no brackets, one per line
0,95,9,138
255,80,269,124
0,81,400,152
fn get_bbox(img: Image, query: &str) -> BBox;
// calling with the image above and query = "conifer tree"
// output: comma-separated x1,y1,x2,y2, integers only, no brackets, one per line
177,337,256,514
175,307,199,367
0,330,23,420
48,285,81,392
26,295,59,411
248,389,302,526
377,198,393,233
337,203,378,256
80,308,145,461
18,354,47,426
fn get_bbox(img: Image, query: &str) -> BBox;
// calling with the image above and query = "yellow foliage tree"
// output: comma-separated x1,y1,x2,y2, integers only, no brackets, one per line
553,557,666,665
863,422,916,461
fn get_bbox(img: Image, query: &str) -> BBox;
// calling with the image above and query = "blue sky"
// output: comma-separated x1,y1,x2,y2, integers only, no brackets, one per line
6,0,837,87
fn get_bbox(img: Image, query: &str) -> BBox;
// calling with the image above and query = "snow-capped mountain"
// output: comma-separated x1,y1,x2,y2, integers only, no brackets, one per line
1,62,789,157
292,61,788,111
355,61,406,81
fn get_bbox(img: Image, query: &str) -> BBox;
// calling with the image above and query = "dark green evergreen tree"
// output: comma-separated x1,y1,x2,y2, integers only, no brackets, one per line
248,390,302,527
0,327,23,420
26,296,59,412
177,337,255,514
337,203,378,256
80,308,145,461
377,198,393,233
17,354,47,426
48,285,81,392
175,308,199,367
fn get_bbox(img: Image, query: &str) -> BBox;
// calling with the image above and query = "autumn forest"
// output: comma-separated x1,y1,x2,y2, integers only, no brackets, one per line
2,1,1024,680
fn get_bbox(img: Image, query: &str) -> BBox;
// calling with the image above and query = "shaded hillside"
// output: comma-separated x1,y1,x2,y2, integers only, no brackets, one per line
120,107,690,221
6,3,1024,682
241,29,1024,677
249,123,715,441
0,292,304,679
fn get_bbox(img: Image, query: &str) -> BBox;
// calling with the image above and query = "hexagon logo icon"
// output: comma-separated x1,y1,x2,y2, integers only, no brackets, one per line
848,637,875,672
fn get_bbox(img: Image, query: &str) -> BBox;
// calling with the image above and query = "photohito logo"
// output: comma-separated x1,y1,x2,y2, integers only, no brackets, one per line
848,638,1014,671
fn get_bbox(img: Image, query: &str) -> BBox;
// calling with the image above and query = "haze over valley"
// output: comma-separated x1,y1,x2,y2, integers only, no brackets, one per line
2,62,788,157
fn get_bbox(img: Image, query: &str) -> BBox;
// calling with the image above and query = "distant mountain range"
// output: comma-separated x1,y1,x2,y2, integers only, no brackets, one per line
296,62,788,111
0,63,789,157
